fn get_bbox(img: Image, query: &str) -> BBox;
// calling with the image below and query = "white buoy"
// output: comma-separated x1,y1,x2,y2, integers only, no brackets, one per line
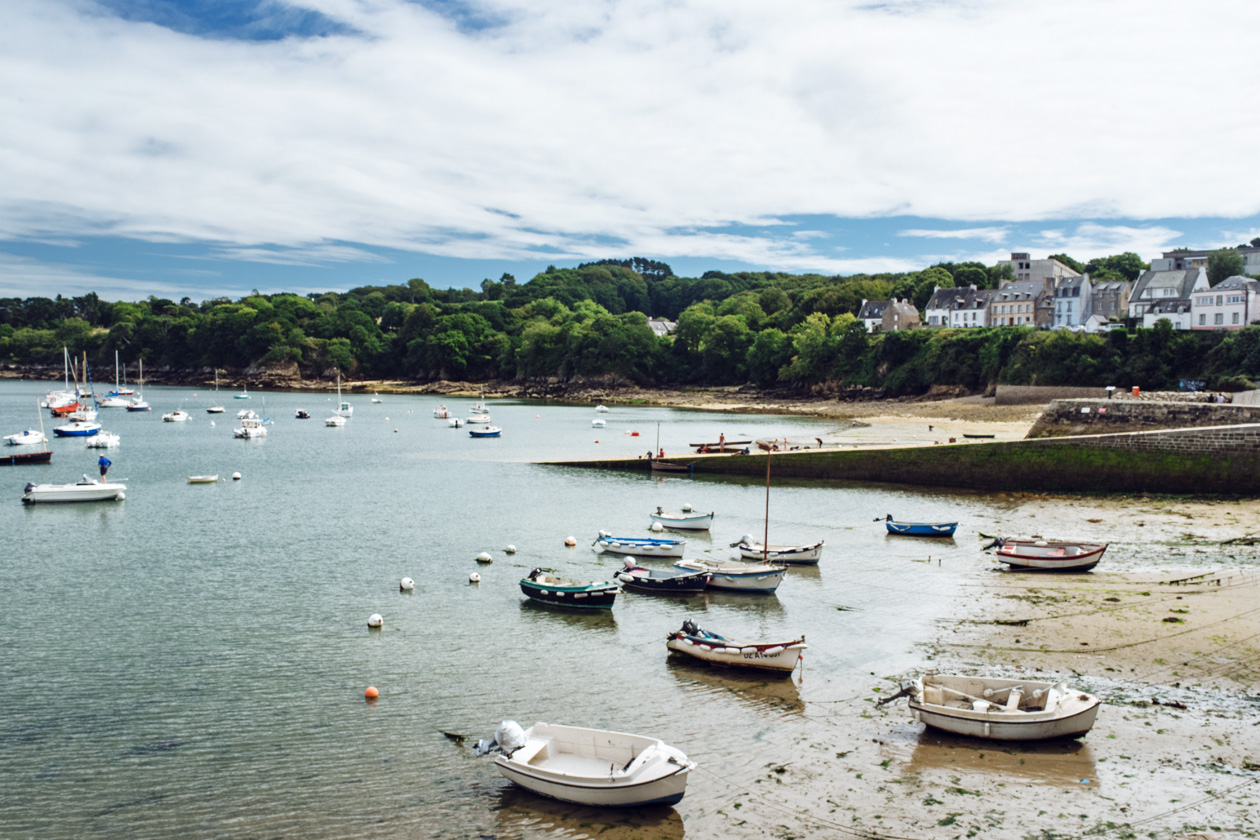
650,522,664,532
469,572,481,583
475,552,493,564
565,536,577,547
504,545,517,554
367,613,383,628
682,503,693,512
232,472,242,480
400,577,414,591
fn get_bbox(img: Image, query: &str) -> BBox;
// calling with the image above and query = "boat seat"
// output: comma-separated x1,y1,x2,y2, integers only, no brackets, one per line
514,738,551,765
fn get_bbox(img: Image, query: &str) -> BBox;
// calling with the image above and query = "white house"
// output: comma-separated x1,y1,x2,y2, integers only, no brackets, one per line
1191,276,1260,330
997,253,1081,285
1128,267,1208,323
1143,299,1194,330
925,285,992,328
1052,274,1092,328
857,299,891,333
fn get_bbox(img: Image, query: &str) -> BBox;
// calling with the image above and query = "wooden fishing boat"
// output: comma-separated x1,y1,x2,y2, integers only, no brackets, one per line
595,533,686,558
962,433,995,439
884,517,958,537
2,450,52,466
883,673,1101,741
731,536,824,565
992,538,1107,571
650,506,713,531
648,457,693,474
519,568,618,610
666,620,806,674
673,558,785,592
484,721,694,807
688,439,750,452
617,561,709,594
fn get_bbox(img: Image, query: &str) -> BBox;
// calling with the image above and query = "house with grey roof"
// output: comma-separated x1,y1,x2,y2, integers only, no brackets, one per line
881,300,920,332
925,285,991,328
1090,279,1132,325
989,278,1054,328
1128,267,1208,324
646,318,677,337
1052,274,1092,329
1191,276,1260,330
858,299,891,332
1144,299,1194,330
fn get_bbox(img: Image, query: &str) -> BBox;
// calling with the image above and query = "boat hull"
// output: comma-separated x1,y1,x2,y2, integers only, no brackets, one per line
493,723,692,807
2,451,52,466
996,540,1107,571
617,568,709,594
23,481,125,503
908,674,1101,741
666,632,806,674
519,576,618,610
886,521,958,537
734,540,823,565
650,512,713,531
674,560,784,592
596,537,686,559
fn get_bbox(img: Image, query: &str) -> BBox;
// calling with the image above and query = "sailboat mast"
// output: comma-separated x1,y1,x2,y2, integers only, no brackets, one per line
763,449,771,564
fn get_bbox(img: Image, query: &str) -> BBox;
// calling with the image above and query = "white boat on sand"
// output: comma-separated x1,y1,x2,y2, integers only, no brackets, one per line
23,475,126,504
650,506,713,531
666,620,806,674
881,673,1102,741
991,538,1107,572
731,536,824,565
478,721,694,807
674,558,785,592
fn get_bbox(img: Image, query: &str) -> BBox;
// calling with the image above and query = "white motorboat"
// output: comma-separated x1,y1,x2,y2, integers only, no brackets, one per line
325,414,346,427
594,404,609,412
68,407,98,422
99,396,129,408
666,620,806,673
674,558,786,592
594,533,686,559
187,475,218,484
162,410,190,422
481,721,694,807
433,404,450,418
371,393,382,403
731,536,824,565
466,414,492,425
4,429,46,446
884,673,1101,741
991,538,1107,572
234,412,267,439
85,431,120,448
22,475,126,504
650,506,713,531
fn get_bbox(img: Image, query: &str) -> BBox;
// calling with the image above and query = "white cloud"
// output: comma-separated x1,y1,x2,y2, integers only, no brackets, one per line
0,0,1257,286
898,227,1009,244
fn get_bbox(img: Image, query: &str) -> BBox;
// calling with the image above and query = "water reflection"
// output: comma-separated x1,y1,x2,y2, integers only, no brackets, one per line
492,784,685,840
667,657,803,715
898,727,1098,787
518,599,619,632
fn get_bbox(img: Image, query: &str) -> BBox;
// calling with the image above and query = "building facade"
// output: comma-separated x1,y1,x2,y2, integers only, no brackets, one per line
1191,276,1260,330
924,286,991,328
1128,268,1209,323
1052,274,1092,328
989,278,1054,328
997,253,1082,284
1090,280,1132,324
1151,247,1260,276
881,300,921,332
858,299,891,332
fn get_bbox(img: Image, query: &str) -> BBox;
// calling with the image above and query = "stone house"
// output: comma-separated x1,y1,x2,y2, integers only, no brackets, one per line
1128,267,1208,323
857,299,891,332
1191,275,1260,330
989,278,1054,328
1090,279,1132,324
881,300,920,332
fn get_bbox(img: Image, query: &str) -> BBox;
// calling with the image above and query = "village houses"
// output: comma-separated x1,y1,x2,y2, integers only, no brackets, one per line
1191,275,1260,330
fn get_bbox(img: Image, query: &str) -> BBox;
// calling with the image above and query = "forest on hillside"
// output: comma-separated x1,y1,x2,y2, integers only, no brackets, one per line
2,255,1259,394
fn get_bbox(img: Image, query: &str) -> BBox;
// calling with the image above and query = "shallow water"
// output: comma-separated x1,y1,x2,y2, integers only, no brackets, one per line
0,380,1242,838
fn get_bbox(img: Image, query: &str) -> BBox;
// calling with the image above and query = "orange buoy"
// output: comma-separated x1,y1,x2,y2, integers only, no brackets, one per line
365,686,379,700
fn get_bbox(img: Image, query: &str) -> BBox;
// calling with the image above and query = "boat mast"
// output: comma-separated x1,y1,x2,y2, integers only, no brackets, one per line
763,448,771,564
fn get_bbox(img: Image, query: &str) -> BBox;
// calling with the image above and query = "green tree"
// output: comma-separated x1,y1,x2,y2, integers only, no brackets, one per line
1048,254,1086,274
746,328,791,385
1208,249,1245,286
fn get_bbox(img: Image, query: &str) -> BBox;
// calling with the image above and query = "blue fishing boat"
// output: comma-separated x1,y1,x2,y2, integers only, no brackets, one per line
469,426,502,438
519,568,618,610
883,516,958,537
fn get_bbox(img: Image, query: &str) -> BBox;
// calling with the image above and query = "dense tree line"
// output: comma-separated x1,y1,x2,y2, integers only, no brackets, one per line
2,255,1258,393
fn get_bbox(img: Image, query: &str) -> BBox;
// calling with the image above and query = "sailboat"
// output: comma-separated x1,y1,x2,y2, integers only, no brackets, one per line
44,348,81,414
127,360,151,411
235,383,250,399
333,374,352,417
55,357,100,436
100,352,130,407
3,400,54,465
649,422,693,474
729,444,823,565
207,370,225,414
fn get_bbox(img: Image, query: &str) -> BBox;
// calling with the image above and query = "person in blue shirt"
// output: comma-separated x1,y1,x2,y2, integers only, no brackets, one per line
98,455,112,480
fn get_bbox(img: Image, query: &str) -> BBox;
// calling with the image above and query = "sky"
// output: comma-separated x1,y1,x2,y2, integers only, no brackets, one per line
2,0,1259,303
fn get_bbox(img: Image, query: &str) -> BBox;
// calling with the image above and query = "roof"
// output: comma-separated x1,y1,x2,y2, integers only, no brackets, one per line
1151,300,1191,314
1211,275,1260,292
993,280,1048,301
858,300,891,320
1162,246,1260,259
1132,268,1203,300
1056,275,1089,291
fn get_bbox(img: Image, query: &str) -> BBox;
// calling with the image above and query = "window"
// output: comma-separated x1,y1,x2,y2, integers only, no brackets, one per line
1199,314,1206,325
1217,295,1223,306
1215,313,1224,325
1233,312,1240,324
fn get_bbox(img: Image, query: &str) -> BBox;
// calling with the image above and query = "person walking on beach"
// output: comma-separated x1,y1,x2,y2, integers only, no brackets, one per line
718,432,725,452
98,455,112,481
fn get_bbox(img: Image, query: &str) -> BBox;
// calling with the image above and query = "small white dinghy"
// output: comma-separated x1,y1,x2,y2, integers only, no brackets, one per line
666,620,806,674
881,673,1102,741
731,535,824,565
594,532,686,558
650,505,713,531
476,721,694,807
674,558,785,592
187,475,218,484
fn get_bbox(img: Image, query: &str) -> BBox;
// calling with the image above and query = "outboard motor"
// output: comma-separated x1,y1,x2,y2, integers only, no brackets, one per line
527,567,543,581
23,482,36,494
681,619,699,636
474,720,527,757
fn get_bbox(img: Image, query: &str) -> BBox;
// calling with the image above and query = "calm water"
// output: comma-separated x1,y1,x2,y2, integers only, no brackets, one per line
0,380,1212,839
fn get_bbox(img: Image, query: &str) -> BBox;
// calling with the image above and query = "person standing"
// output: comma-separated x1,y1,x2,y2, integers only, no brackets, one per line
98,454,112,481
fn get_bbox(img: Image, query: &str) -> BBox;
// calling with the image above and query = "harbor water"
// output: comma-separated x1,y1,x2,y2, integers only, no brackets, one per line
0,380,1214,838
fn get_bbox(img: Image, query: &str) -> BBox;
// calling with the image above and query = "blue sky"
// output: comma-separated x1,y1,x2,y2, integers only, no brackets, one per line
2,0,1258,303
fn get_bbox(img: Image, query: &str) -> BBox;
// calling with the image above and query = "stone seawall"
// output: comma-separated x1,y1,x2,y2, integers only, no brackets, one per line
545,423,1260,495
1026,399,1260,438
994,384,1109,405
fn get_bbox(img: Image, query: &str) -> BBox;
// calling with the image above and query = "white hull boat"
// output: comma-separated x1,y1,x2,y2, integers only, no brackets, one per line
466,414,492,425
234,413,267,438
594,404,609,413
893,673,1101,741
592,419,606,428
187,475,218,484
595,533,686,558
4,430,46,446
371,393,382,403
992,539,1107,572
666,620,806,674
732,537,824,565
99,396,129,408
85,432,120,448
162,410,190,422
53,420,100,437
325,414,346,427
433,404,450,418
23,476,126,504
674,558,785,592
650,507,713,531
488,722,694,807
